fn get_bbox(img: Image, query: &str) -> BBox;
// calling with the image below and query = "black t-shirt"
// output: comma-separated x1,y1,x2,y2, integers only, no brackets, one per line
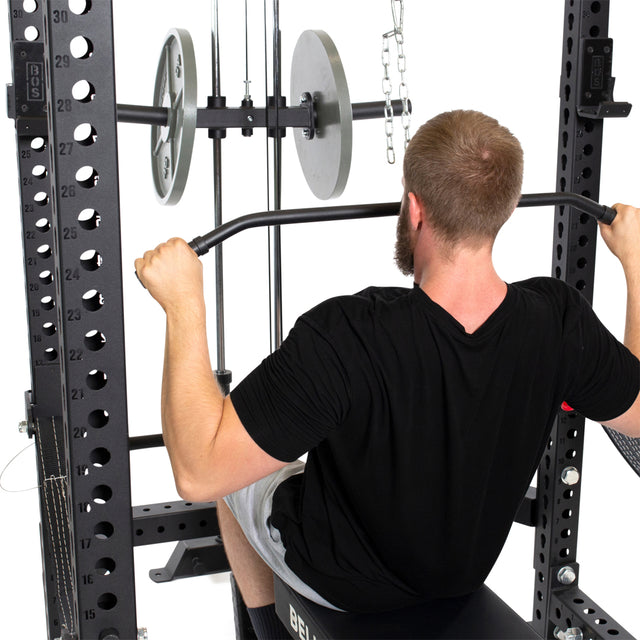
230,277,639,612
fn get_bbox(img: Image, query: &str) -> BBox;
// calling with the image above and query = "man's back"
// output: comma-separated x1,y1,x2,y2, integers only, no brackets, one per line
231,278,638,612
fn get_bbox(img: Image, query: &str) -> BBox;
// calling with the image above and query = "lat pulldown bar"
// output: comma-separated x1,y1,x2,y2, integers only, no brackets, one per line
188,192,617,257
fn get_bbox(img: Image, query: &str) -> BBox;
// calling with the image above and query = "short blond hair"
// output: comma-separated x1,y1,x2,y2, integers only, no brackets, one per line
403,110,523,247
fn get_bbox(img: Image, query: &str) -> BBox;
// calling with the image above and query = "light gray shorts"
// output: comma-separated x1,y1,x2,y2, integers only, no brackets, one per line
223,460,342,611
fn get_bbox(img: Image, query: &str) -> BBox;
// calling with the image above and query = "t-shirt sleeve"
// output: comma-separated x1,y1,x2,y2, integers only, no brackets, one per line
564,290,640,422
230,316,351,462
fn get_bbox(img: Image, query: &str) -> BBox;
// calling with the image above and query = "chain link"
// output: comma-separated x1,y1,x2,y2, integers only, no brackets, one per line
381,0,411,164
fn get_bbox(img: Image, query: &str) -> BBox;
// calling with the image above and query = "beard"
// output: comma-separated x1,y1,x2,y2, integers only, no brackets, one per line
394,196,415,277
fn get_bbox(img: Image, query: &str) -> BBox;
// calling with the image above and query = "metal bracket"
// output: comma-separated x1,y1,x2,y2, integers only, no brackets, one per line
577,38,631,118
149,536,229,583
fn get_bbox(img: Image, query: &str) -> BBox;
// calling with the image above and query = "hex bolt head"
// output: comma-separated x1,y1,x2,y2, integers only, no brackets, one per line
557,565,576,585
18,421,29,434
561,466,580,486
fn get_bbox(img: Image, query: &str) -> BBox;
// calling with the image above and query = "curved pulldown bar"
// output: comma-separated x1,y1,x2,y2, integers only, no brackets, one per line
188,192,617,257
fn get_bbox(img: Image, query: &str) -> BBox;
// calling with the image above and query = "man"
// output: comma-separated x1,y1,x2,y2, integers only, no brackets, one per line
135,110,640,639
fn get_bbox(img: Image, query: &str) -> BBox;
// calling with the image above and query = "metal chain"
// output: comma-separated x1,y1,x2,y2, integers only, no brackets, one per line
381,0,411,164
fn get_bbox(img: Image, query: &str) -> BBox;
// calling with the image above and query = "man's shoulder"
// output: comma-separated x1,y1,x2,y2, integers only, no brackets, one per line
511,276,579,303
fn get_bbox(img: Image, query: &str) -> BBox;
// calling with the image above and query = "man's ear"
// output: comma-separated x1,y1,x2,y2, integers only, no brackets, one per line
407,192,425,231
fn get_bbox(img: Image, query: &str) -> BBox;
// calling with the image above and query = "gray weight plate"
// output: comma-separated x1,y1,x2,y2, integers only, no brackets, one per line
151,28,198,205
291,30,352,200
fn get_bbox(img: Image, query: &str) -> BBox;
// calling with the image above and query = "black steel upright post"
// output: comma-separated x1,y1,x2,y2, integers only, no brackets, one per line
7,2,69,637
532,2,633,638
39,0,138,637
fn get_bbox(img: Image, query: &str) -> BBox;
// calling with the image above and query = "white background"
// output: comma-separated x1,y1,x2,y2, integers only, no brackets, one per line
1,1,639,638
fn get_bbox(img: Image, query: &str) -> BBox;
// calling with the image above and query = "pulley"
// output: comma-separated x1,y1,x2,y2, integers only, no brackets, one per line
150,29,198,205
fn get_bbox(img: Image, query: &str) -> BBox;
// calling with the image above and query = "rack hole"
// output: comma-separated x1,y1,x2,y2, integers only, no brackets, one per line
607,631,620,636
561,528,572,539
44,347,58,361
87,369,108,390
565,61,572,79
560,547,570,558
583,144,594,156
40,296,55,311
590,26,600,37
581,167,592,179
563,509,573,519
32,164,47,179
566,449,577,459
84,330,106,351
37,244,52,258
576,280,586,291
68,0,92,15
78,208,101,230
578,235,589,247
91,485,112,504
564,489,574,499
564,85,571,102
39,270,53,285
24,25,39,41
584,120,594,133
88,409,109,428
595,618,608,625
567,37,573,55
577,257,587,269
72,79,96,103
584,608,596,615
95,557,116,576
562,131,569,148
97,593,117,611
580,213,590,224
76,165,99,189
70,35,94,59
42,322,56,336
90,448,111,468
561,154,567,170
23,0,38,12
591,1,601,12
568,13,574,30
82,289,104,311
555,267,562,279
80,249,103,271
556,245,563,260
31,137,46,152
34,191,49,206
74,122,97,146
35,218,50,232
558,222,564,239
94,521,114,540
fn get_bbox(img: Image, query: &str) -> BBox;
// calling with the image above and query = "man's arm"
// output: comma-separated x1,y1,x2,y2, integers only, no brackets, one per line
598,203,640,438
135,238,287,501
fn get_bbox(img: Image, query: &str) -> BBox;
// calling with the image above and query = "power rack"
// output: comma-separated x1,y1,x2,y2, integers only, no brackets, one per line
5,1,638,639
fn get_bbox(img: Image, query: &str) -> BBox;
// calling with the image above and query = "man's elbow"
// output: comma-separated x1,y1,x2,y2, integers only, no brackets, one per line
174,473,221,503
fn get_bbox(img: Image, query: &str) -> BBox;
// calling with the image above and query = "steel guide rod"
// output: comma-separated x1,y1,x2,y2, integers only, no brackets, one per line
210,0,231,393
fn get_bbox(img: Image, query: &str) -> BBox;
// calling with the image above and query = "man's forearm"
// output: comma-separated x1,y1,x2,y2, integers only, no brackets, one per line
161,303,223,497
623,262,640,359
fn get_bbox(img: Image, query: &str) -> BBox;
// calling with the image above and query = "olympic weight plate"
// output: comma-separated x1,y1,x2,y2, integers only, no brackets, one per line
151,29,197,205
291,30,352,200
